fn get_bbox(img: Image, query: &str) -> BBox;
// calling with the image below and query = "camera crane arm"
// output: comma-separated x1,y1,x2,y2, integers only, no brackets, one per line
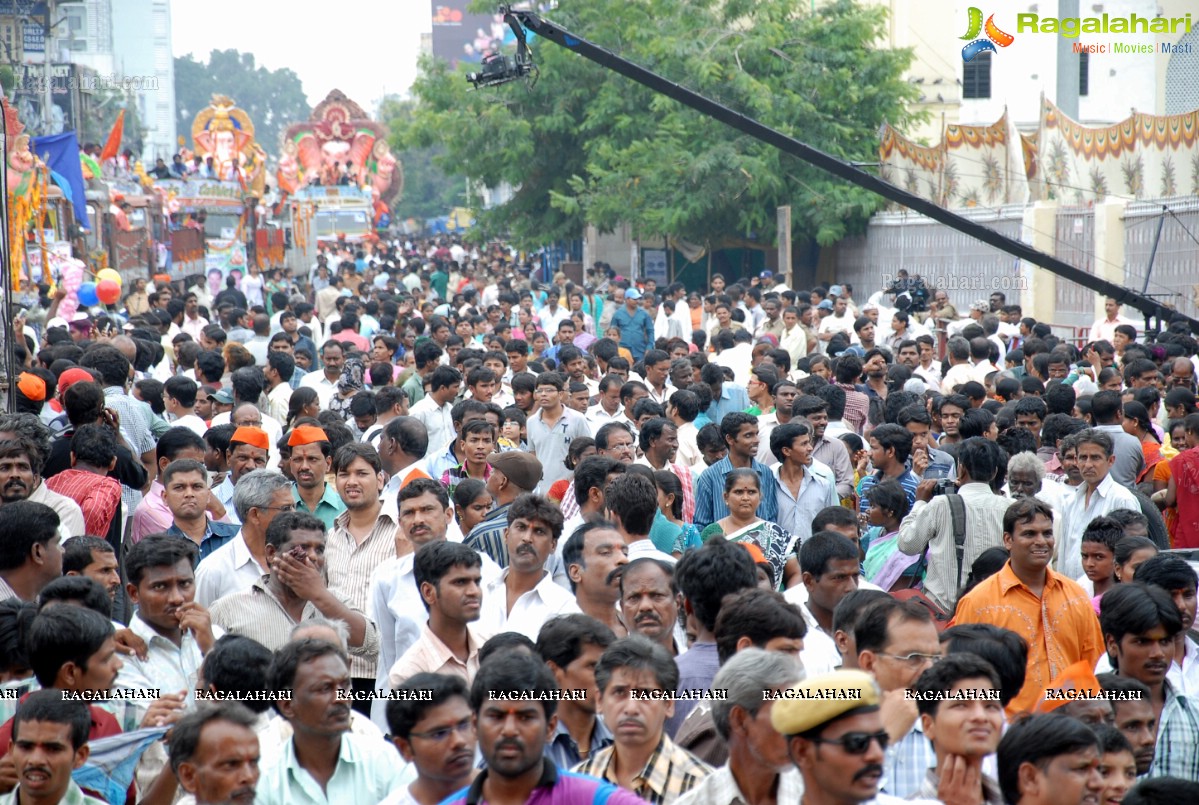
491,5,1198,335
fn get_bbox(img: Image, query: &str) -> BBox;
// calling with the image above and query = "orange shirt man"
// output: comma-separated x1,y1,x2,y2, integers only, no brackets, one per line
953,498,1104,716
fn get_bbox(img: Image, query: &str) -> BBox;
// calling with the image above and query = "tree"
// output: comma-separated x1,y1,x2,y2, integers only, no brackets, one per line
404,0,921,249
174,50,309,158
380,97,468,222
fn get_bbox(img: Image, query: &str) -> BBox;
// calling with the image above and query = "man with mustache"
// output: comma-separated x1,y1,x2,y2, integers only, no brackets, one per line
620,558,681,656
574,636,711,801
212,426,271,527
772,669,940,805
441,653,642,805
954,498,1104,716
383,674,477,805
62,537,121,607
1102,583,1199,781
1,691,105,805
288,426,346,531
162,459,240,563
0,438,84,541
387,542,487,687
465,451,543,567
478,493,579,640
166,702,260,805
562,520,629,638
256,639,406,805
370,479,500,730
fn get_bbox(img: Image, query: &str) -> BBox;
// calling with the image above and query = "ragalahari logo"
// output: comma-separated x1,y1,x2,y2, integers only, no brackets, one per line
961,8,1015,61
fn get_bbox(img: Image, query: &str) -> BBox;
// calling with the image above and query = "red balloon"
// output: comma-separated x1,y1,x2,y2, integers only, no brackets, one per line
96,279,121,305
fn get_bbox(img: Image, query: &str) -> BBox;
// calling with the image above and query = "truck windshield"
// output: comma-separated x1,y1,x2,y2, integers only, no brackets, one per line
204,212,243,240
314,210,370,238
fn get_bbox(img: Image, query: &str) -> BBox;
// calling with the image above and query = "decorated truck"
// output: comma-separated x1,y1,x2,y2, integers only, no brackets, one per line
153,95,284,283
276,90,403,272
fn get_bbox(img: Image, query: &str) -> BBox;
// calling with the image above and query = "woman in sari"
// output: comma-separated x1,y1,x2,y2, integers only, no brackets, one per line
654,470,700,557
328,356,365,421
1123,401,1162,486
699,468,798,589
861,479,920,592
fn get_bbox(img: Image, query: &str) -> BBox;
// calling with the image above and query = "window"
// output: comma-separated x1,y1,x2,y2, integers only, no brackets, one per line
1079,51,1089,96
962,51,992,99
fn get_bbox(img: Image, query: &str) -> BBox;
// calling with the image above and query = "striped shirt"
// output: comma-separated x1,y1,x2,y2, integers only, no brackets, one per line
210,576,380,657
574,735,711,805
327,500,401,679
1148,682,1199,781
464,502,512,567
857,469,920,515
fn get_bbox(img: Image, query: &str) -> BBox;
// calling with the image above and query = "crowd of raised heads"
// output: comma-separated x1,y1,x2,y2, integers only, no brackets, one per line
1,238,1197,804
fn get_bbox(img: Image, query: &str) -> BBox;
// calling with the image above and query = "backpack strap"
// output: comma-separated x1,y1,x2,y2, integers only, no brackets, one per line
947,492,967,587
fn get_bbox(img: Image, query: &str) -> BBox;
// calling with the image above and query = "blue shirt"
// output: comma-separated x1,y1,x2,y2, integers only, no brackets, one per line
165,519,239,564
693,456,778,531
608,306,654,360
707,384,751,425
857,469,920,514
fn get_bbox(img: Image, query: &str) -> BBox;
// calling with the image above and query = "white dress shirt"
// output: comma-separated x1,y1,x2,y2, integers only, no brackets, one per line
113,614,223,706
478,569,582,641
299,371,338,408
194,532,268,607
409,396,453,459
1057,474,1139,579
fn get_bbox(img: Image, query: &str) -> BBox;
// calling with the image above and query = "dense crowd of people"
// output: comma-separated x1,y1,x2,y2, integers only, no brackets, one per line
1,236,1198,805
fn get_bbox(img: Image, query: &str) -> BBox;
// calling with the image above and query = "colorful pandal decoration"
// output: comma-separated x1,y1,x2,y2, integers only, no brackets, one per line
878,109,1029,209
4,100,49,291
1038,97,1199,203
277,89,402,207
880,97,1199,210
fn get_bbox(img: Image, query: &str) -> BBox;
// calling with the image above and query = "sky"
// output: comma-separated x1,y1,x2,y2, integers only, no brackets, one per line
170,0,430,115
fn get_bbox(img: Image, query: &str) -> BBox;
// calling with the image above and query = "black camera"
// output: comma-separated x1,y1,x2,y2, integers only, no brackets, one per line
930,479,957,497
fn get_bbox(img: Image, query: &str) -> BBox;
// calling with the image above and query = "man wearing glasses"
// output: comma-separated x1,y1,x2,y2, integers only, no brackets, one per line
383,673,478,805
771,669,941,805
194,469,295,606
853,598,943,799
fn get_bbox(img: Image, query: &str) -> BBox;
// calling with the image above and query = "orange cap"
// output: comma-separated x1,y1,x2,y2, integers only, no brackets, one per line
17,372,47,402
230,426,270,451
287,425,330,447
1036,660,1105,714
740,541,768,566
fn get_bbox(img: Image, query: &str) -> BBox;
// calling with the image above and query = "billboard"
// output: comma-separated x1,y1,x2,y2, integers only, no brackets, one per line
430,1,507,65
11,63,82,138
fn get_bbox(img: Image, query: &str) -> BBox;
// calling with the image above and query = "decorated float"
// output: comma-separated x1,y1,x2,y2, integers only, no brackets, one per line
153,94,284,283
277,90,403,271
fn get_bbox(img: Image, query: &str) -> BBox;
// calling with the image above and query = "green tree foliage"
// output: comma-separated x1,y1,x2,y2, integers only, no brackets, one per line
174,50,309,158
381,97,468,222
404,0,921,248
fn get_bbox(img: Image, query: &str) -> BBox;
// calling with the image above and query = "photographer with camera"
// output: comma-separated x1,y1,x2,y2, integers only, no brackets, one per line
895,437,1013,613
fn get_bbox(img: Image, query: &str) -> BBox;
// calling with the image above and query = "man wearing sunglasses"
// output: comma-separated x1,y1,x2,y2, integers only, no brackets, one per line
771,669,940,805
